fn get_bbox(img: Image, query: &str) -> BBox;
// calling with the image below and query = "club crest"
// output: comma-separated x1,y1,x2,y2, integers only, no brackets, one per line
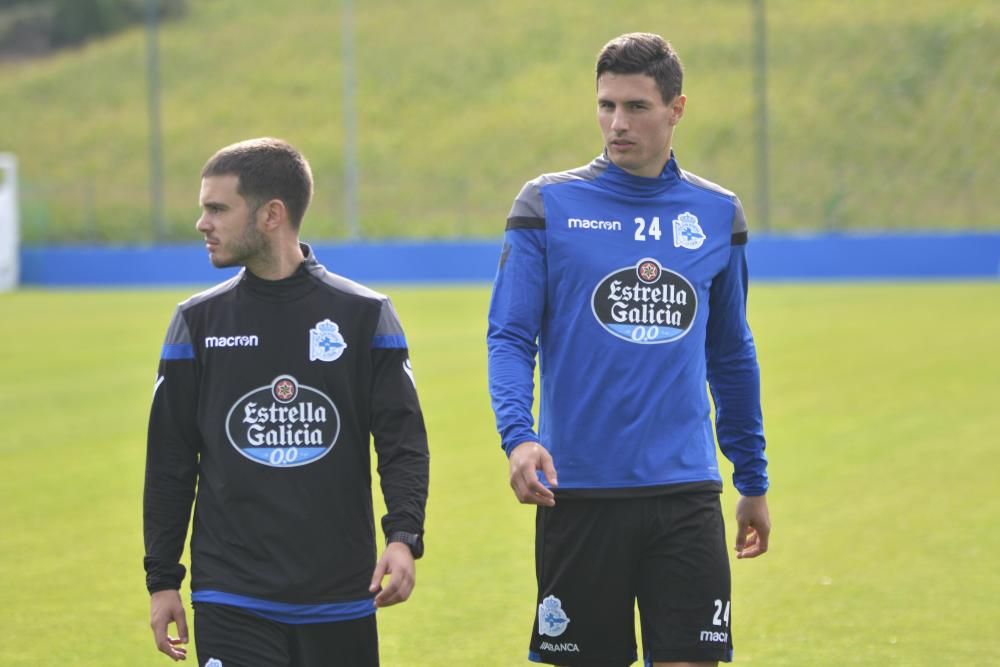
538,595,570,637
309,319,347,362
672,211,706,250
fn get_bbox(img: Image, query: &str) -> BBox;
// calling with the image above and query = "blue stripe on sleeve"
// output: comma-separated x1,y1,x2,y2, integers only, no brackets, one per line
372,334,407,349
161,343,194,360
191,590,376,624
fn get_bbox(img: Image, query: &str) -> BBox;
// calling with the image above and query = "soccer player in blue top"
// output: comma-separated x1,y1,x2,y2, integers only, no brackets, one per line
487,33,771,666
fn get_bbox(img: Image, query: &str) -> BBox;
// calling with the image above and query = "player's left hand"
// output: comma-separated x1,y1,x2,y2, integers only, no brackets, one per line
734,494,771,559
369,542,416,608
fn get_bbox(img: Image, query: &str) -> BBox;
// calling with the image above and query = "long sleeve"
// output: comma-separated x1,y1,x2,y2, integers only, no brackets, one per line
705,236,769,496
143,309,201,593
487,192,548,455
370,300,429,540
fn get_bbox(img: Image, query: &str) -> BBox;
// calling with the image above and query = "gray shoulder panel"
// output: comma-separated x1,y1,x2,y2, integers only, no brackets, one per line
163,273,243,345
507,155,610,221
163,308,192,345
731,197,748,236
305,263,405,337
678,168,748,236
178,272,244,311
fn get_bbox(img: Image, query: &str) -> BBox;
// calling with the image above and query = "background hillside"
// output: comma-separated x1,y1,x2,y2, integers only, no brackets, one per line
0,0,998,242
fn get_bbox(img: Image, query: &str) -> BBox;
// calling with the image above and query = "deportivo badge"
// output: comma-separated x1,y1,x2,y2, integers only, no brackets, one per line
309,318,347,362
592,258,698,344
538,596,570,637
672,211,706,250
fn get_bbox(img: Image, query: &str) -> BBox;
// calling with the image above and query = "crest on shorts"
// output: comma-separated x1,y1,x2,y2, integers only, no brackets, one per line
672,211,706,250
538,595,570,637
309,319,347,362
205,659,223,667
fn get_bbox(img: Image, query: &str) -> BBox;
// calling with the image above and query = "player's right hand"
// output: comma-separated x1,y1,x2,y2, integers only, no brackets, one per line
508,441,558,506
150,589,188,661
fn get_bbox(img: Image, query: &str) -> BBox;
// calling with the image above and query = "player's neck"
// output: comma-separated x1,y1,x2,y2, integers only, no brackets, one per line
245,239,305,281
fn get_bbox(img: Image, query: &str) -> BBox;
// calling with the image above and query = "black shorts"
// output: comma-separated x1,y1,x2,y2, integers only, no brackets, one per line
529,490,733,666
193,602,379,667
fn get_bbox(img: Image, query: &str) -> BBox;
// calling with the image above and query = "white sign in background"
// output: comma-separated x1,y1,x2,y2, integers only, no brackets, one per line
0,153,18,291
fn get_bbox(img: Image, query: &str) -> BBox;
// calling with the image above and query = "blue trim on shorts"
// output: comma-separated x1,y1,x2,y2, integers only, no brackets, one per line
644,648,734,665
191,590,376,624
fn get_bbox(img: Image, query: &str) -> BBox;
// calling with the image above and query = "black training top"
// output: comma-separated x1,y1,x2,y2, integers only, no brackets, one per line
143,245,429,612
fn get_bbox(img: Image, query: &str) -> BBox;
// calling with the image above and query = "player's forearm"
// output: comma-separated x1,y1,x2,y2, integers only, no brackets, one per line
370,344,429,536
705,241,767,493
487,224,546,452
374,419,429,531
487,337,540,453
378,443,429,537
487,301,542,451
143,482,195,592
708,360,768,495
143,375,199,594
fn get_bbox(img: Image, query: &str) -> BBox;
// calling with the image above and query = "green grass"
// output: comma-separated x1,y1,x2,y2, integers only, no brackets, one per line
1,0,998,242
1,282,999,665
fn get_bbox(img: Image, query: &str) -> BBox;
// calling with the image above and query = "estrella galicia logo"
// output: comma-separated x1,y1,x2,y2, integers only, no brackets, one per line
225,375,340,467
672,211,706,249
309,318,347,362
592,258,697,344
538,595,570,637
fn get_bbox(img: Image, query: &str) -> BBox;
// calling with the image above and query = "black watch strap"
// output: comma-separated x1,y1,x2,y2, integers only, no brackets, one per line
386,531,424,559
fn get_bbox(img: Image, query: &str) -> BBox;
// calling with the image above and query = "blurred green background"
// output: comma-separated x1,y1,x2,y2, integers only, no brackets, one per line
1,0,997,242
1,4,999,665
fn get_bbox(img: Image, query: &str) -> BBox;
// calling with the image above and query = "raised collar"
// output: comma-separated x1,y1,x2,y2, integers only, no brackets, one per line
595,150,682,196
239,243,318,302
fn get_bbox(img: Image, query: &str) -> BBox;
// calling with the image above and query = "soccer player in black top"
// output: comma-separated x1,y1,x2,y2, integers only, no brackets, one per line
143,138,429,665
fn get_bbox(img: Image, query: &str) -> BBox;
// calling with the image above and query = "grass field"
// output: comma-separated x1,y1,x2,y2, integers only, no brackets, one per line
1,282,999,665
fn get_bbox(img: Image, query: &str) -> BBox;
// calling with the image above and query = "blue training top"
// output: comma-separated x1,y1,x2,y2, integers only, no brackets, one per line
487,153,768,497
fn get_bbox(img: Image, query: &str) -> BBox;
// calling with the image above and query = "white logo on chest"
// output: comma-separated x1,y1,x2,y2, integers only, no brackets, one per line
309,319,347,362
672,211,706,249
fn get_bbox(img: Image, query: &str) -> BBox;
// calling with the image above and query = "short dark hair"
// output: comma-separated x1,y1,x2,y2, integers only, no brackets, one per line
595,32,683,104
201,137,313,229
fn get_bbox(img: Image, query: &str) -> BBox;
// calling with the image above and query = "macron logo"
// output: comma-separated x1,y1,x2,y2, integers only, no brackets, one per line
567,217,622,231
204,335,259,348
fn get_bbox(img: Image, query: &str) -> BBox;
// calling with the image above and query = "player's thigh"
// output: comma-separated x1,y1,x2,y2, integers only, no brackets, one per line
194,602,292,667
290,613,379,667
638,492,732,664
530,498,641,666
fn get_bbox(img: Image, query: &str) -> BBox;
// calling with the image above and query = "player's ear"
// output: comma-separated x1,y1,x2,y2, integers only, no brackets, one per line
260,199,287,231
669,94,686,125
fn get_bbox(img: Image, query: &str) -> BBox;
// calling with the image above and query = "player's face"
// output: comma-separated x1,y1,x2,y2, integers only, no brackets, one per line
196,174,269,269
597,72,685,178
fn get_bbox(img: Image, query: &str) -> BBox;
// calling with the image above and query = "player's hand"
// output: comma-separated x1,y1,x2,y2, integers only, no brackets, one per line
734,494,771,559
508,441,558,506
150,589,188,661
369,542,415,608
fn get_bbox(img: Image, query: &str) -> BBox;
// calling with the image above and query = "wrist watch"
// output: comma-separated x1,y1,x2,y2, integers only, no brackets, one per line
386,531,424,559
